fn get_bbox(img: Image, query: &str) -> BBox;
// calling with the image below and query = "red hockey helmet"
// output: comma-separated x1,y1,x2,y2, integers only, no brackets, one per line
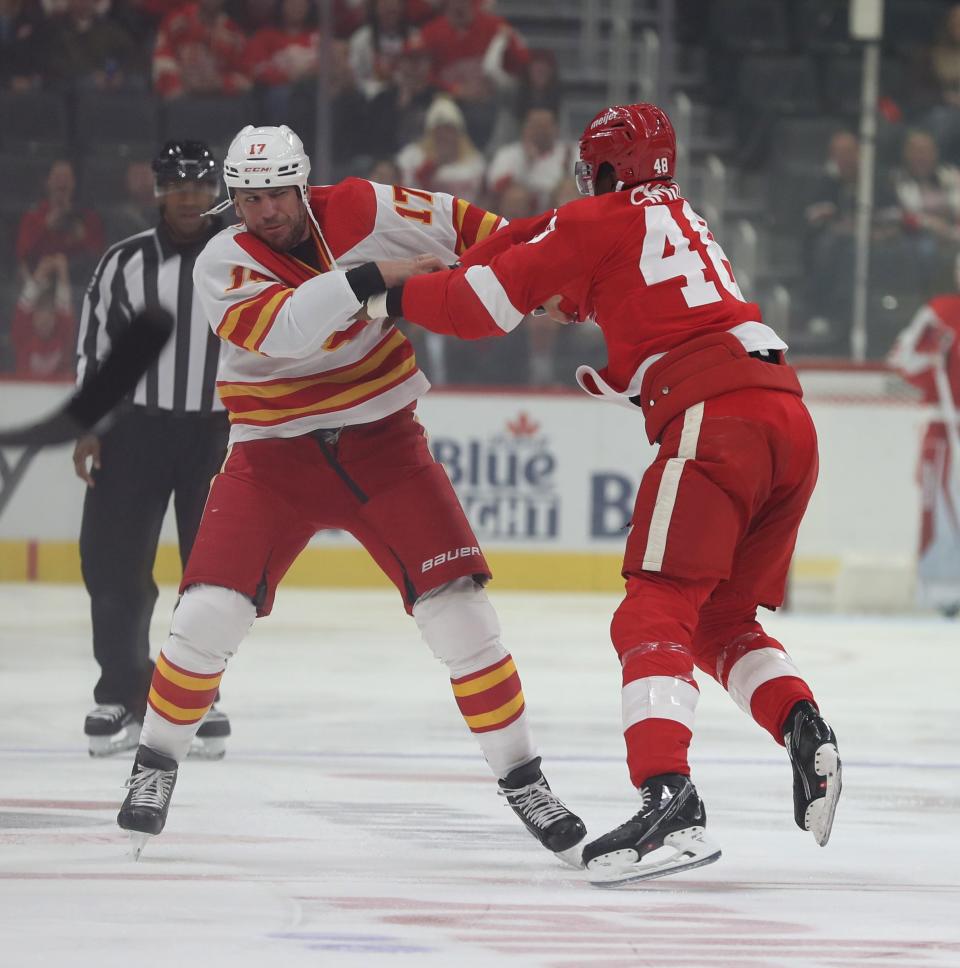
575,103,676,195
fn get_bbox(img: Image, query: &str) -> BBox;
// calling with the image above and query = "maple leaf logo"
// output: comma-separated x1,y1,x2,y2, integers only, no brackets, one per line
506,411,540,437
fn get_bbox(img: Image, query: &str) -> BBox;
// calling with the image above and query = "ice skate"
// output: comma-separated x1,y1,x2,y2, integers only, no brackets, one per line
582,773,721,886
117,745,178,860
188,704,230,760
84,704,141,757
498,757,587,867
784,700,842,846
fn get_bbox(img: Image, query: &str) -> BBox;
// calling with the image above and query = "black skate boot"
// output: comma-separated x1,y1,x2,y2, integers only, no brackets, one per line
783,700,842,846
84,704,141,757
188,704,231,760
117,745,178,860
498,757,587,868
582,773,721,886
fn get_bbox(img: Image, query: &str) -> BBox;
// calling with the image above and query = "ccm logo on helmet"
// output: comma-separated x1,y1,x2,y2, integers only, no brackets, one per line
242,166,272,172
422,546,481,572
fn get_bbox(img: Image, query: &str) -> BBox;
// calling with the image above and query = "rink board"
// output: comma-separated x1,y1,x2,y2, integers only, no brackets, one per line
0,375,930,604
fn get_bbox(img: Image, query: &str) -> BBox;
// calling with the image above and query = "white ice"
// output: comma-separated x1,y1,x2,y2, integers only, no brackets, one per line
1,584,958,968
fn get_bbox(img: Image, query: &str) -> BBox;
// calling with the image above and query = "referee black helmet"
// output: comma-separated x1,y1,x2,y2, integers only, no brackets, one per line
152,140,220,195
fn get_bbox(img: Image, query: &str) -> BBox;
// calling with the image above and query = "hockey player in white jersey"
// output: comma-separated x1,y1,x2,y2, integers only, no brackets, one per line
114,124,586,866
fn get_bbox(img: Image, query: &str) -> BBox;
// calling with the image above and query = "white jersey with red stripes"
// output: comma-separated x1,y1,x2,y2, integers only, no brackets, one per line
194,178,504,442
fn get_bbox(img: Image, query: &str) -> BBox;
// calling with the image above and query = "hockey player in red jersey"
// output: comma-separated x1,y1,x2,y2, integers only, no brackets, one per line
114,124,586,865
371,103,843,885
888,268,960,615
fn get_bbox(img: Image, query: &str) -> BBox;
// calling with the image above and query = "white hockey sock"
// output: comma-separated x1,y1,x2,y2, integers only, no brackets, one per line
140,584,255,762
413,577,537,779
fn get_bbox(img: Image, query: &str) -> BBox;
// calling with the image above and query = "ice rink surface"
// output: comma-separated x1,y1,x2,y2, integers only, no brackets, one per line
1,583,958,968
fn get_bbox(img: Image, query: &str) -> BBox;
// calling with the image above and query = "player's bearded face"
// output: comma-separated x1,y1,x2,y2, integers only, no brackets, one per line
234,187,309,251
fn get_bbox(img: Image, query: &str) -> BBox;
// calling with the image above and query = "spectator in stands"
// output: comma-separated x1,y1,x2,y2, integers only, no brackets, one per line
396,94,484,198
41,0,144,91
285,38,375,175
487,107,572,211
920,4,960,163
336,0,438,37
152,0,251,99
893,130,960,261
349,0,415,98
0,0,47,91
496,182,535,222
228,0,277,34
10,253,76,380
514,48,560,119
367,156,402,183
111,0,177,39
246,0,319,122
105,160,157,241
487,180,559,385
334,0,370,37
16,159,105,291
802,130,899,345
417,0,530,148
551,176,580,208
368,35,438,152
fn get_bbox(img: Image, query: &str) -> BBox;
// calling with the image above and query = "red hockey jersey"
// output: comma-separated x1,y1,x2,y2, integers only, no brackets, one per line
401,182,785,403
888,294,960,407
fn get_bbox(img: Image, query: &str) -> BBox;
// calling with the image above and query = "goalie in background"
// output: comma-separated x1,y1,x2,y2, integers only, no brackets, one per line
888,257,960,617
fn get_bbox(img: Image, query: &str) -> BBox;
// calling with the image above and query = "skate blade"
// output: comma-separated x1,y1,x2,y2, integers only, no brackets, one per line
805,745,842,846
586,827,722,887
187,735,226,760
553,840,586,870
127,831,152,861
87,724,141,758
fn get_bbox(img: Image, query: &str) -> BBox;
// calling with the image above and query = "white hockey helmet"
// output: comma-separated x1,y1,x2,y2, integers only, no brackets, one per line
222,124,311,200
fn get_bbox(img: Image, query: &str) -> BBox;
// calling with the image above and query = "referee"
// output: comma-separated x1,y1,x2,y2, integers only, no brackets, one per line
73,141,231,760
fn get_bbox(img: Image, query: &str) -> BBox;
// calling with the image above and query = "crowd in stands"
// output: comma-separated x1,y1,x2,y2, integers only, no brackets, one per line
0,0,593,385
705,0,960,356
9,0,960,381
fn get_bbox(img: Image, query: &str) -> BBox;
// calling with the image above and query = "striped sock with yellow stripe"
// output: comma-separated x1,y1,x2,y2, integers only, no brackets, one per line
148,652,223,725
451,654,526,734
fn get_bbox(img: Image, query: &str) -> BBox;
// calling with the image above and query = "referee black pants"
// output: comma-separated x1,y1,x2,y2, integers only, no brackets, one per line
80,406,229,712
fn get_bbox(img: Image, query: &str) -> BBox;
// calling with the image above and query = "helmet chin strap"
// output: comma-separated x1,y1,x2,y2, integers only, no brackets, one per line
204,197,234,216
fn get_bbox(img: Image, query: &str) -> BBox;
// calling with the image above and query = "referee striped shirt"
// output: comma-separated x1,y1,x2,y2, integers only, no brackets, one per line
76,219,224,413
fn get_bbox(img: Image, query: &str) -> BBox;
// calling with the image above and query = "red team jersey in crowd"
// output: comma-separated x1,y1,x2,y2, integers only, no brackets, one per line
152,3,250,98
194,178,504,443
402,181,788,431
417,9,530,94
